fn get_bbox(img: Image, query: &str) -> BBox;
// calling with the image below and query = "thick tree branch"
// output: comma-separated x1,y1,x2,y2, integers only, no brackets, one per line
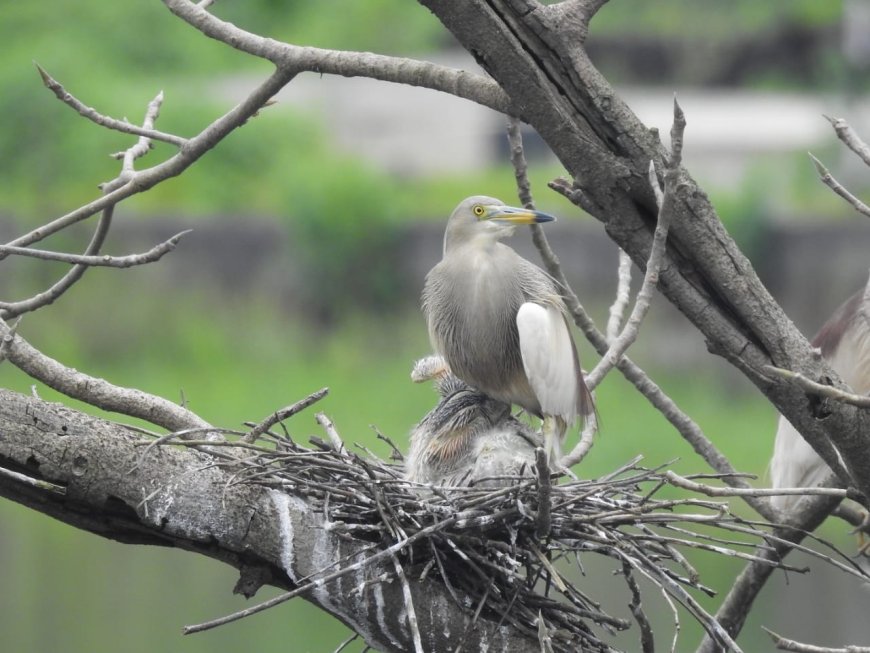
0,388,538,653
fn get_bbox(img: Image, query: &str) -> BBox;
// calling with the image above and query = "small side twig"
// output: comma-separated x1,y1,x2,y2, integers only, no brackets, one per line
764,364,870,408
763,626,870,653
665,471,848,500
316,412,345,454
606,249,633,344
824,114,870,168
585,98,685,391
0,231,191,268
0,316,211,433
808,153,870,219
36,64,187,148
623,562,655,653
0,466,67,495
242,388,329,444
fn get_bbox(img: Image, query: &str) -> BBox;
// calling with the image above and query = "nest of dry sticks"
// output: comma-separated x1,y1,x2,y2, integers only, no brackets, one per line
166,423,861,652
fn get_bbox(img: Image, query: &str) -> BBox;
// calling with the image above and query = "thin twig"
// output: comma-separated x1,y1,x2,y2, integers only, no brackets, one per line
332,633,359,653
824,114,870,168
316,412,345,454
0,317,212,433
0,231,191,268
623,562,655,653
763,627,870,653
35,64,187,148
585,99,685,391
764,364,870,408
666,471,849,500
558,411,597,469
606,250,633,344
242,388,329,443
0,466,67,495
0,206,114,318
808,153,870,219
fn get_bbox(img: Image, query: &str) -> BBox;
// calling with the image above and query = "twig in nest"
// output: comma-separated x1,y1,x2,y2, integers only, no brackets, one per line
242,387,328,443
316,412,345,453
666,471,849,499
535,448,552,540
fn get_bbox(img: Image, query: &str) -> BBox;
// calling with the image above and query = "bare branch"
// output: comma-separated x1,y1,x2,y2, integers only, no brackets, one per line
606,250,633,343
0,465,66,495
559,412,597,469
0,317,211,432
106,90,167,182
0,230,190,268
586,99,683,389
665,471,848,500
507,116,533,206
585,168,672,389
316,412,346,454
808,153,870,219
695,494,841,653
36,64,187,148
544,176,775,520
242,388,329,444
623,562,655,653
764,364,870,409
0,206,114,318
162,0,510,114
824,114,870,168
5,65,297,252
764,627,870,653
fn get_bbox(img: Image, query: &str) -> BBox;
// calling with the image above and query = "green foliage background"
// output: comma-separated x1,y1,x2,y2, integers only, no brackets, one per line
0,1,860,652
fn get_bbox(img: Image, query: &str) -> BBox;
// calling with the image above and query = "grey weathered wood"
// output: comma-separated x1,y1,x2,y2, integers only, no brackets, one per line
0,388,536,653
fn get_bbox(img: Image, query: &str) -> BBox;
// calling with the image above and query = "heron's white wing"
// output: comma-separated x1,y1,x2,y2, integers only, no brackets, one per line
516,302,579,424
769,416,836,512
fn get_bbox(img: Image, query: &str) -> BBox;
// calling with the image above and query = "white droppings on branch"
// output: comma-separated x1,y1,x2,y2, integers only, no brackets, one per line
270,490,300,583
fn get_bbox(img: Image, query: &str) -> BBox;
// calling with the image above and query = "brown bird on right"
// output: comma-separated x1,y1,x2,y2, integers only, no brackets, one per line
770,276,870,512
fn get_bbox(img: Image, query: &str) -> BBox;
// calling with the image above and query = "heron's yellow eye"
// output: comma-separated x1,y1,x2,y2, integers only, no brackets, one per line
472,205,486,218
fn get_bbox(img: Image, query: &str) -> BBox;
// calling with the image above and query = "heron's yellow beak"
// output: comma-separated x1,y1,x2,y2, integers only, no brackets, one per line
485,205,556,225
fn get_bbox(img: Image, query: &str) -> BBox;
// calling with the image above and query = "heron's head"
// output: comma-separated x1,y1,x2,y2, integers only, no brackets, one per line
444,195,555,251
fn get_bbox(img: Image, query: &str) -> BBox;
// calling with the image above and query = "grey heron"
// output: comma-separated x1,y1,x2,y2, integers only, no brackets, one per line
422,196,595,467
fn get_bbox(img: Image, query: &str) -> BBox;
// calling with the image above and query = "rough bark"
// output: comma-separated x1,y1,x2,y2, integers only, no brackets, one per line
0,388,537,653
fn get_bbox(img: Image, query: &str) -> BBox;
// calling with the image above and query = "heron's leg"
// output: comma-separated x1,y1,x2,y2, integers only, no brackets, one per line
542,415,568,472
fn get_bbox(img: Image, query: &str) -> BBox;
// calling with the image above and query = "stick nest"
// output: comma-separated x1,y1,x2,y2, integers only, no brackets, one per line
167,426,829,653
